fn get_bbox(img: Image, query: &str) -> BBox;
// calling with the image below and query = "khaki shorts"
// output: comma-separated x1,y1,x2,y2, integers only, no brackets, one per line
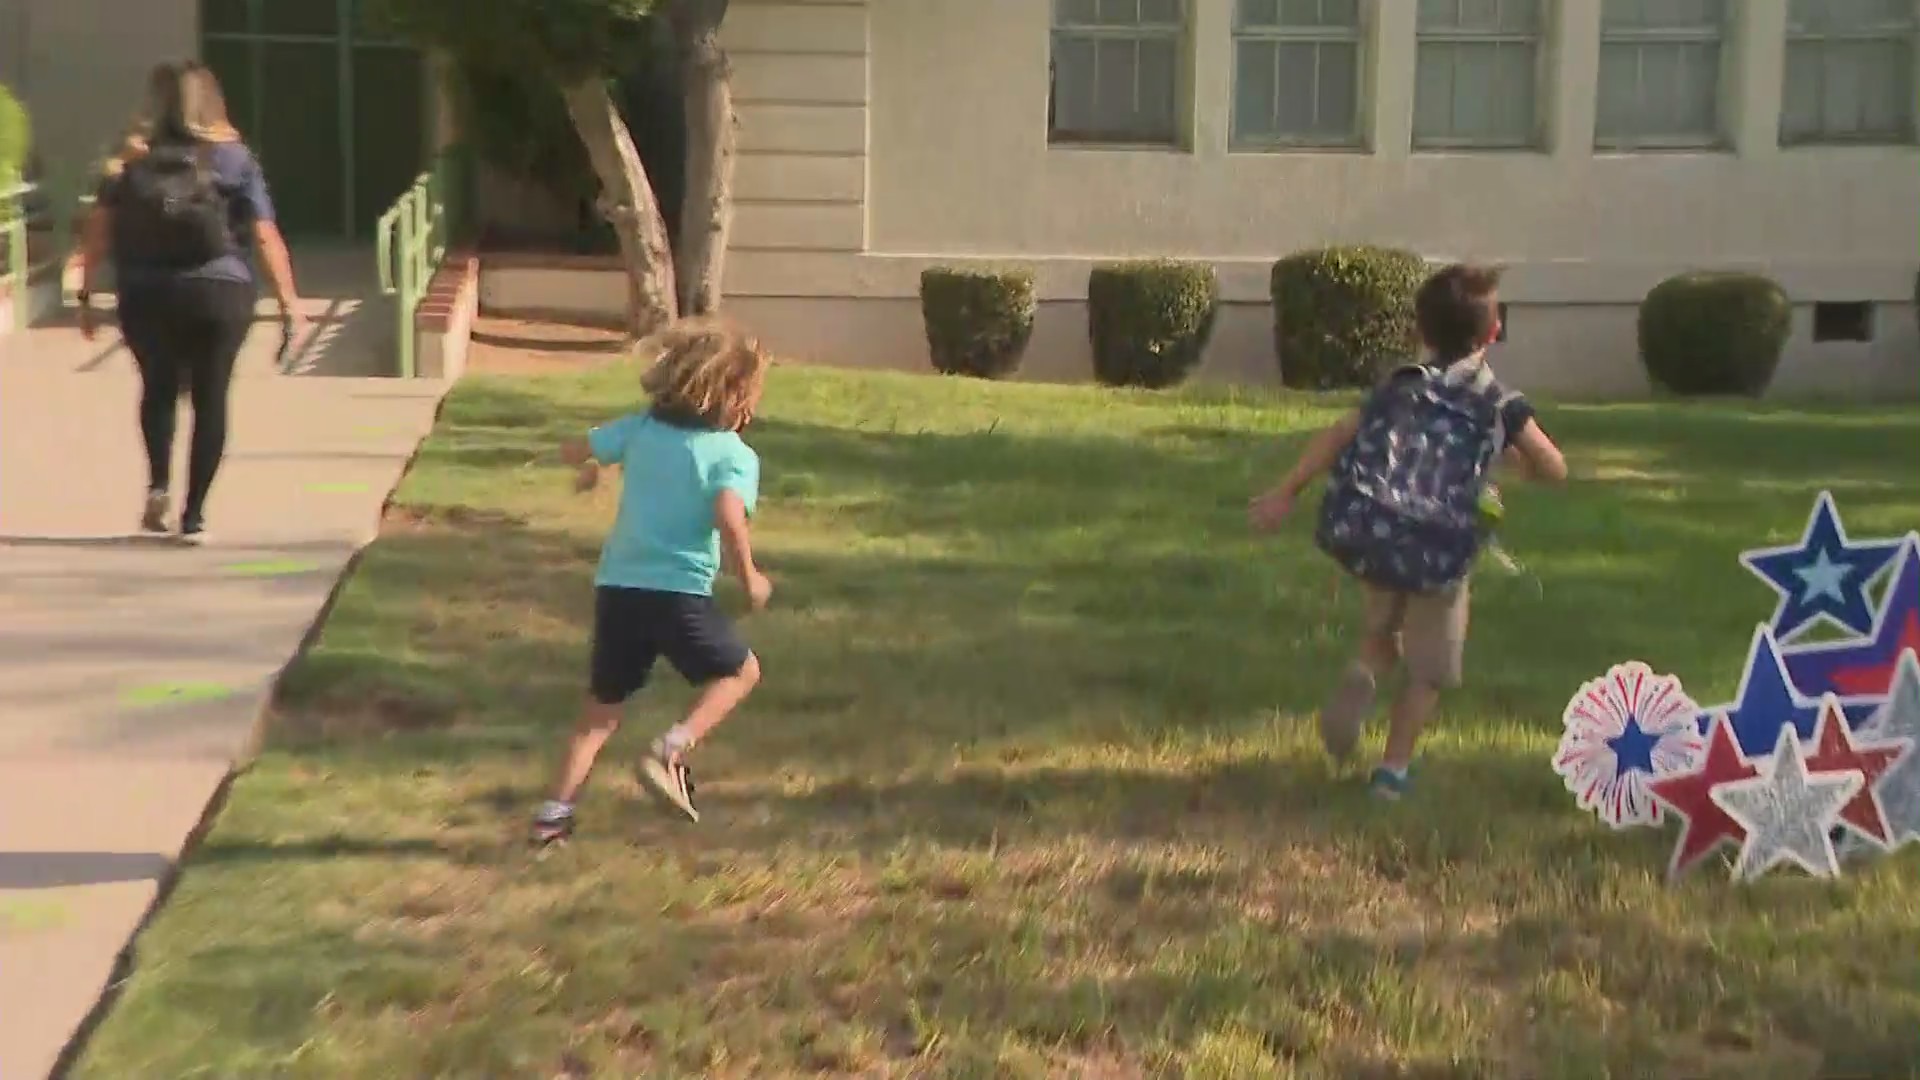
1361,580,1470,689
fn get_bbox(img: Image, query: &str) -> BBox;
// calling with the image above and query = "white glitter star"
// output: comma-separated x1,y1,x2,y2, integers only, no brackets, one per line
1793,549,1852,603
1847,652,1920,855
1710,723,1862,882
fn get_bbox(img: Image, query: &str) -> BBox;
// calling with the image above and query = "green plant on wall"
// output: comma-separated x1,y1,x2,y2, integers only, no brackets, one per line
0,84,29,183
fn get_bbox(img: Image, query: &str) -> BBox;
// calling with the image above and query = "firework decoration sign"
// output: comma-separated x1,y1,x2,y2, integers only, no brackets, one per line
1553,663,1705,829
1557,491,1919,883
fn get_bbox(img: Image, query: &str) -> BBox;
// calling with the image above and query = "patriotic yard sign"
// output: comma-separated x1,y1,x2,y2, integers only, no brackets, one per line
1555,492,1919,883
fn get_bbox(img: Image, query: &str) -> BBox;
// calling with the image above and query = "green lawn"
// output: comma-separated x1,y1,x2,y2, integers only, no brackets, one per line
73,364,1920,1079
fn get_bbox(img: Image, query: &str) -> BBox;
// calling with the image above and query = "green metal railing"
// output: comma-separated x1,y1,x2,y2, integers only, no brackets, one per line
376,147,469,377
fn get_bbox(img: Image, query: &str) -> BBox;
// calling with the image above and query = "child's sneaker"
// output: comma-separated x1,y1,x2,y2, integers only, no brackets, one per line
638,739,700,822
530,801,575,846
1369,764,1412,801
1318,666,1377,763
141,489,171,534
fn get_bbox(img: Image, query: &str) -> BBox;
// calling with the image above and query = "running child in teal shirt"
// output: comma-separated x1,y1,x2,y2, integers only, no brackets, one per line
533,322,774,844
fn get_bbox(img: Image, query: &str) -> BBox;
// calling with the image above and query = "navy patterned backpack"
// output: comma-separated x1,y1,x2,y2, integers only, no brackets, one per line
1315,360,1516,594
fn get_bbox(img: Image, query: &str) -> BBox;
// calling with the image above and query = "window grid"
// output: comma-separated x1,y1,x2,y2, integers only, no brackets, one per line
1049,0,1188,147
1413,0,1545,150
1596,2,1727,150
1781,3,1918,146
1231,0,1365,149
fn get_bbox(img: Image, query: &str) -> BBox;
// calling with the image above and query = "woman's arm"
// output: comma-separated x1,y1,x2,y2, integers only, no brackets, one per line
252,219,301,315
75,204,111,336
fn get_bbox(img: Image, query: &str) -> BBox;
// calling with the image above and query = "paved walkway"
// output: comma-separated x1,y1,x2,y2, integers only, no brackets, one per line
0,248,452,1079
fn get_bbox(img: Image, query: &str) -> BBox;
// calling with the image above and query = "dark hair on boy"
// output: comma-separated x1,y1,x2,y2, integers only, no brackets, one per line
1414,263,1504,362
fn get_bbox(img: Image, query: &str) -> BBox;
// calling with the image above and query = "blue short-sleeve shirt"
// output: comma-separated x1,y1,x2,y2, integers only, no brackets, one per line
100,140,276,287
587,411,761,596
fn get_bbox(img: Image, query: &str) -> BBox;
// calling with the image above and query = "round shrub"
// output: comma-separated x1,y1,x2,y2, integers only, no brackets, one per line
1638,272,1791,397
1270,246,1427,390
0,85,28,181
1087,260,1219,389
919,267,1036,379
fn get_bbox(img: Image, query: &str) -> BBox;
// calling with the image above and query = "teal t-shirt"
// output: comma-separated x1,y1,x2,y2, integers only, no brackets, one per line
587,411,760,596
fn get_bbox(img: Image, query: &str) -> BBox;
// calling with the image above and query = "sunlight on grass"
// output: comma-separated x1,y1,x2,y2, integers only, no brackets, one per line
71,364,1920,1078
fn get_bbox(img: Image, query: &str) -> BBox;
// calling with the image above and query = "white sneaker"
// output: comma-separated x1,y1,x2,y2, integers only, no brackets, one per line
140,490,170,534
637,739,700,822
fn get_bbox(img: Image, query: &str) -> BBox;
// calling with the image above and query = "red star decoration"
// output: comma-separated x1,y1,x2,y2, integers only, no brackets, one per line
1647,714,1760,879
1830,614,1920,698
1804,697,1909,847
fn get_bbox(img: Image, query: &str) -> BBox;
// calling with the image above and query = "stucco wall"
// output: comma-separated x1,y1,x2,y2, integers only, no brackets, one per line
698,0,1919,400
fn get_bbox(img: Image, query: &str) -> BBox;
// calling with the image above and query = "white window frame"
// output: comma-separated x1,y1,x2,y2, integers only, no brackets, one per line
1413,0,1548,151
1048,0,1190,148
1230,0,1368,150
1595,1,1730,150
1780,1,1919,147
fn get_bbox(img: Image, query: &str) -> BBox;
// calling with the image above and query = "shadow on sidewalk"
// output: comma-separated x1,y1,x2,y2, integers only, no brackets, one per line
0,852,172,890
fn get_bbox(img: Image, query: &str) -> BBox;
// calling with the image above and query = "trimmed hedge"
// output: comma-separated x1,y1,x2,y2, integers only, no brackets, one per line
1638,272,1791,397
0,85,27,182
920,267,1036,380
1087,259,1218,389
1271,246,1427,389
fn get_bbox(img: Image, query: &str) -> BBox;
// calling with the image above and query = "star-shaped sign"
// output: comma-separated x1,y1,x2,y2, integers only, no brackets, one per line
1740,491,1902,641
1648,713,1760,879
1845,651,1920,855
1802,695,1909,849
1697,626,1828,759
1782,535,1920,705
1710,723,1863,881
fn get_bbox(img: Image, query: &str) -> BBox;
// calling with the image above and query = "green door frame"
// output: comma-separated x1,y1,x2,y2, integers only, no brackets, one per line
201,0,422,239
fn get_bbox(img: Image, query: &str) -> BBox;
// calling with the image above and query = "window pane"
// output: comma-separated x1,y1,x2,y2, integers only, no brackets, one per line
1134,35,1179,134
1598,41,1721,142
1140,0,1182,27
1595,44,1642,137
1096,0,1142,25
1782,38,1916,142
1415,40,1536,144
1057,0,1101,25
1423,0,1540,33
1239,0,1280,27
1051,35,1100,133
1092,37,1140,131
1234,39,1280,140
1314,41,1359,136
1605,0,1723,31
1791,0,1914,31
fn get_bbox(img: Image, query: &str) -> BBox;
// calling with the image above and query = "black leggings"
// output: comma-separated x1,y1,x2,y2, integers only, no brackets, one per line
117,278,255,524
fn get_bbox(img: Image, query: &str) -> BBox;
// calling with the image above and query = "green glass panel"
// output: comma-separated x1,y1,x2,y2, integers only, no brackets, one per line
259,0,340,37
201,0,252,35
255,41,343,236
201,38,259,138
351,45,425,233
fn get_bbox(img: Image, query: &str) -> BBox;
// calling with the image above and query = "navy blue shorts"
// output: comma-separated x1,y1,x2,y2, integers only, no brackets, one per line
589,586,750,705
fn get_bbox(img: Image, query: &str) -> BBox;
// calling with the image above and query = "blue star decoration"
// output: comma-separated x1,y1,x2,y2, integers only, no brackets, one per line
1741,490,1902,642
1606,711,1660,776
1696,626,1874,759
1783,534,1920,708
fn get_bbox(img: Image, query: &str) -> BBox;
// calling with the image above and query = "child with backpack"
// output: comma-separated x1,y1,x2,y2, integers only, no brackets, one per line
1250,264,1567,800
532,321,774,845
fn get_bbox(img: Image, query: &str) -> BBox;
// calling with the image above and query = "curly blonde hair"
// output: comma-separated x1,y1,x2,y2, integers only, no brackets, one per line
104,61,241,179
639,320,770,432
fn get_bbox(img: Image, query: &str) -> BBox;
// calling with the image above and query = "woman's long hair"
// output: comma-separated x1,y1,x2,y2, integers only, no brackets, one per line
103,61,241,178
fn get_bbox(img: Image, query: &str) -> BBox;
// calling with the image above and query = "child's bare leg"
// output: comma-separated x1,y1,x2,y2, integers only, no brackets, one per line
549,699,624,803
1371,583,1469,795
1320,589,1403,762
664,653,761,756
1380,682,1440,770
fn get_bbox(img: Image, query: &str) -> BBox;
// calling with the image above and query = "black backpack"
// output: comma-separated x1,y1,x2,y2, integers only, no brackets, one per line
109,142,234,268
1314,360,1517,594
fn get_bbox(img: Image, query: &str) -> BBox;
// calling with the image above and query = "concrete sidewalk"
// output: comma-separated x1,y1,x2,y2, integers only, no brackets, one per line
0,251,450,1078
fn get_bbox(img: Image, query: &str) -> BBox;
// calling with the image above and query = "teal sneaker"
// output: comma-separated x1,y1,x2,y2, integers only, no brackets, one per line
1369,765,1412,801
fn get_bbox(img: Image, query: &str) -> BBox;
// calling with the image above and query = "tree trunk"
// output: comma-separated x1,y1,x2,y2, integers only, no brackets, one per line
671,0,735,317
559,77,678,338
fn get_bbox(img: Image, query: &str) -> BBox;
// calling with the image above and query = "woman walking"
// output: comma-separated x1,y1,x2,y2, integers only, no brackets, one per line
76,60,305,543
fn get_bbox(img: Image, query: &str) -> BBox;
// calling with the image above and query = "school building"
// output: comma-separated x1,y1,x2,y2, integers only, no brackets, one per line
5,0,1917,399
